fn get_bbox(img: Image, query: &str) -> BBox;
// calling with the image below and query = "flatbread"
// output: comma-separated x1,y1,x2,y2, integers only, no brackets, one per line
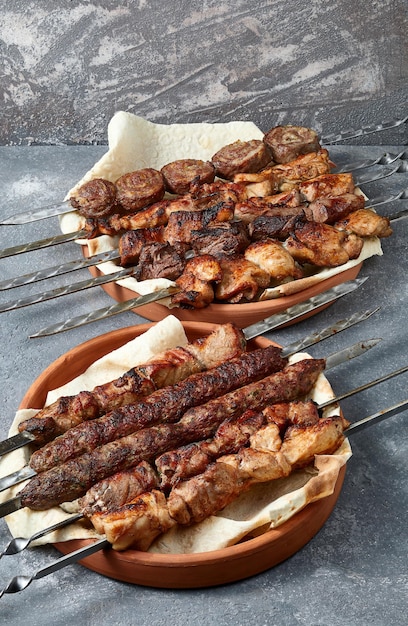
0,320,351,553
58,112,382,305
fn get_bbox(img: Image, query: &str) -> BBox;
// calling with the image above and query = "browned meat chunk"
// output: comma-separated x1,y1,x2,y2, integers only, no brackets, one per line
164,202,234,245
115,168,165,212
304,193,365,224
244,240,303,284
172,255,223,309
190,221,250,258
70,178,118,219
248,209,306,241
119,226,165,266
286,221,364,267
263,125,321,164
215,256,271,303
335,208,393,238
161,159,215,194
134,243,186,281
299,173,355,202
211,139,271,180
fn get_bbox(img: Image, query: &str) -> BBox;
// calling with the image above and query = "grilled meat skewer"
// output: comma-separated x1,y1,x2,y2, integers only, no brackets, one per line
19,358,323,510
28,345,287,473
1,399,406,598
17,323,246,447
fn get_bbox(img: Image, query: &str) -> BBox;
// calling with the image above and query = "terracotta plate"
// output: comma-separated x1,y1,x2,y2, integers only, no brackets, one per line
19,322,346,588
85,254,362,328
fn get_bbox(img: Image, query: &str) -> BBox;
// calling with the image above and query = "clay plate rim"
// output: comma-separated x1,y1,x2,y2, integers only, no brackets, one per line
18,321,346,588
83,245,362,328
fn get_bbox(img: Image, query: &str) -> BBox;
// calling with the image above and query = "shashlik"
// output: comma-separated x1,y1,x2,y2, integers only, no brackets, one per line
19,356,323,510
17,322,246,446
28,344,287,473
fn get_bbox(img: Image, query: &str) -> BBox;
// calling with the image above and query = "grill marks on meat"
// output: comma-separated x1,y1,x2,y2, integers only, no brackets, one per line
164,202,235,245
92,401,346,550
79,461,159,516
304,193,365,224
19,356,325,510
19,323,246,446
190,221,250,258
286,221,364,267
28,345,285,474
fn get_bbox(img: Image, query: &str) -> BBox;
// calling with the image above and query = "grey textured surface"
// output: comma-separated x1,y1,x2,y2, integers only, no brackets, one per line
0,145,407,624
1,0,407,146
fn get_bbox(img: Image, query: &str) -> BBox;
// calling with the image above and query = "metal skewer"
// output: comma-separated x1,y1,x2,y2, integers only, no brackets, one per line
0,337,382,498
0,305,379,460
1,396,406,598
0,189,405,292
334,150,408,173
321,115,408,144
30,276,368,338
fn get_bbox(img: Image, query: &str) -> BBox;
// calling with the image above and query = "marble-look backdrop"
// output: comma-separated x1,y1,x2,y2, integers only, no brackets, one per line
1,0,407,145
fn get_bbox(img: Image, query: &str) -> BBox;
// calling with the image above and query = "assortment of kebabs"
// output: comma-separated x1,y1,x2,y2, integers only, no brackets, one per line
56,122,391,310
0,113,406,591
0,318,354,555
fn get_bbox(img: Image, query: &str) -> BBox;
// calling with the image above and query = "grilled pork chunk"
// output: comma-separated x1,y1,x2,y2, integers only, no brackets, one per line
285,221,364,267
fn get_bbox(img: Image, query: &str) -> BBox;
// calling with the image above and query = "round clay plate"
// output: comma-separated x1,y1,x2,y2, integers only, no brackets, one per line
19,321,346,588
85,248,362,328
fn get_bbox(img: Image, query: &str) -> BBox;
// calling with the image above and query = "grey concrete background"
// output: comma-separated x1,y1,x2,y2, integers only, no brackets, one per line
1,0,407,146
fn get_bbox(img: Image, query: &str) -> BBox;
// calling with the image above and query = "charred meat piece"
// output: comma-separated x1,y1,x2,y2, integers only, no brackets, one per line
164,202,235,245
171,255,223,309
79,461,159,516
304,193,365,224
28,344,285,475
335,208,393,238
211,140,271,180
215,256,271,303
244,240,303,284
299,173,355,202
234,189,303,223
233,150,332,194
263,125,321,164
248,209,306,241
134,242,186,281
115,168,165,212
161,159,215,194
119,226,165,266
70,178,118,219
189,179,249,204
286,221,364,267
156,410,266,491
20,356,324,510
20,323,246,446
189,221,250,258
